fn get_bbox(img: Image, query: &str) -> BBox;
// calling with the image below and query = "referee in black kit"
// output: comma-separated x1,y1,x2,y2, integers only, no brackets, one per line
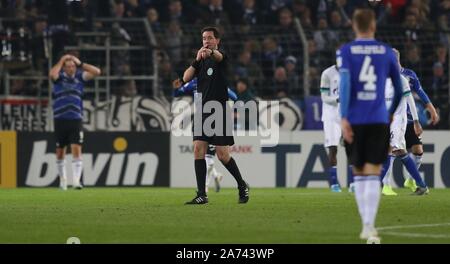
174,27,249,205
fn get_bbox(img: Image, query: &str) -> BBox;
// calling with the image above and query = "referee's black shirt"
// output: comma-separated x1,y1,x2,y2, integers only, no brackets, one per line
194,50,229,104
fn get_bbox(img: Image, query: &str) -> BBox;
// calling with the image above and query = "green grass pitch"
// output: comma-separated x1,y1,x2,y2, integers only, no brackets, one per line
1,187,450,244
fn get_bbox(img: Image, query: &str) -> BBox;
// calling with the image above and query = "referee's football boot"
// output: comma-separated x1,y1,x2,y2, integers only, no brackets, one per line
185,192,208,205
238,182,250,204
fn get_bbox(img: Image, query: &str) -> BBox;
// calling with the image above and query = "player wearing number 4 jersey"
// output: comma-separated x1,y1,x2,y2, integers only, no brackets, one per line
337,9,403,241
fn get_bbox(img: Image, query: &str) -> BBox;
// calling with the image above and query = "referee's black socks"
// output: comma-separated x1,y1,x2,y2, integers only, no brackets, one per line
222,157,246,188
194,159,207,196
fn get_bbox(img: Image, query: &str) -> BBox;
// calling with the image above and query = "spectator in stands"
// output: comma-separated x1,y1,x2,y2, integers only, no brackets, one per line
261,0,293,24
159,55,178,96
309,66,320,95
1,0,27,20
164,21,185,66
437,14,450,46
164,0,186,24
277,8,301,57
10,78,26,95
233,78,256,130
271,66,291,97
187,0,209,24
328,9,352,44
403,11,422,44
261,36,284,79
428,62,449,104
234,50,263,88
118,79,137,97
235,78,255,102
334,0,352,27
409,0,431,24
291,0,308,19
381,0,408,23
284,55,300,94
308,39,325,71
368,0,393,26
403,44,424,78
241,39,262,61
110,20,132,75
406,4,434,29
329,9,344,29
432,44,449,70
298,6,313,30
238,0,260,26
426,44,449,81
146,8,163,33
30,18,48,74
203,0,231,27
124,0,143,17
48,0,72,62
313,0,330,22
278,7,295,31
314,16,339,52
110,1,133,75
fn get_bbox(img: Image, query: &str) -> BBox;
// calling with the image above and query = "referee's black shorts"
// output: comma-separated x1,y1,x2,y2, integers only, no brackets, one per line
405,122,422,149
192,103,234,146
344,123,390,168
54,119,84,148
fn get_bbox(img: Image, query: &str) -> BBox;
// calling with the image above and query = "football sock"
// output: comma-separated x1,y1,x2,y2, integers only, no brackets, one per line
354,176,366,224
354,176,381,227
400,154,426,188
72,158,83,185
57,159,66,178
348,165,354,185
383,156,394,186
381,155,393,185
195,159,207,196
364,176,381,227
222,157,245,187
413,153,423,170
329,166,338,186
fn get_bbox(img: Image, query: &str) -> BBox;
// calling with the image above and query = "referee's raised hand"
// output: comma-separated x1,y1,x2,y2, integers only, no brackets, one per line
196,47,204,61
197,45,213,61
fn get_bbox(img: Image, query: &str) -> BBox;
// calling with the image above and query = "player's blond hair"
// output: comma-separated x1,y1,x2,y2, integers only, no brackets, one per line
352,9,375,33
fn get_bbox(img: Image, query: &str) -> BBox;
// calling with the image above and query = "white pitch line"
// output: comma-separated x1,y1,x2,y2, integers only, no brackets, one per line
378,223,450,230
381,231,450,239
377,223,450,239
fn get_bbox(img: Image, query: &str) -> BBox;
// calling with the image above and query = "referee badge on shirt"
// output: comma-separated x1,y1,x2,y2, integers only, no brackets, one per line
207,68,214,76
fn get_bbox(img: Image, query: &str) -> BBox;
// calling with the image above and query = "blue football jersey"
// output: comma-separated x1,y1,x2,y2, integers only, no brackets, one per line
401,68,431,123
52,70,85,120
173,78,238,101
337,39,402,125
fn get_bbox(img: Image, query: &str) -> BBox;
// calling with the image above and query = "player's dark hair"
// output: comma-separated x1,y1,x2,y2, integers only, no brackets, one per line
352,9,375,33
201,26,220,39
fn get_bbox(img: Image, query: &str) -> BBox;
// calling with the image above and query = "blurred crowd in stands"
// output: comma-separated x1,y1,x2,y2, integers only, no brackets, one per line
1,0,449,128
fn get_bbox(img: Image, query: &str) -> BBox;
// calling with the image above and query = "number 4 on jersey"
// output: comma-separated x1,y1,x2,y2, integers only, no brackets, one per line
359,56,377,92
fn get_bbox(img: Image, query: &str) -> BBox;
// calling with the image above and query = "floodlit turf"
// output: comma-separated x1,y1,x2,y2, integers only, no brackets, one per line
0,187,450,244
